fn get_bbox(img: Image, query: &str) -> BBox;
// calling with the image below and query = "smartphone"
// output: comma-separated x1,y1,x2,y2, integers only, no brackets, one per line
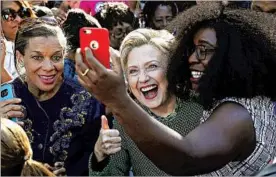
79,27,110,69
0,83,18,122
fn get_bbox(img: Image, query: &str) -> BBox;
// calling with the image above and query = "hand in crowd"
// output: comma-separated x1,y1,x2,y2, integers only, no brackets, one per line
0,99,25,126
94,115,122,162
44,162,66,176
75,47,127,108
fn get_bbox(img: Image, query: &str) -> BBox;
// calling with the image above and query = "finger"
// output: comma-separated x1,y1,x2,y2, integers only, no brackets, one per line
76,49,98,84
0,98,21,107
101,129,120,137
53,167,66,176
101,115,110,130
102,142,121,150
16,121,24,127
54,162,64,168
44,163,54,171
106,147,121,155
6,111,24,118
77,76,91,92
2,104,23,113
109,47,123,77
85,47,106,73
102,136,122,144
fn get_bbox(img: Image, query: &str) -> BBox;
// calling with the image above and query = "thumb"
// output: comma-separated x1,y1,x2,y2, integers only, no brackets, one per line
101,115,110,130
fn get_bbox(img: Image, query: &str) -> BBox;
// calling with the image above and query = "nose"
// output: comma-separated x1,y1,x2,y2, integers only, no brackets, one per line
138,70,149,83
14,15,22,23
163,19,167,28
42,60,55,71
188,51,199,64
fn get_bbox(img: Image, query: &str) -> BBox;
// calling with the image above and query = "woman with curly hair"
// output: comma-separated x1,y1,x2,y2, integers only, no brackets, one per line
75,2,276,176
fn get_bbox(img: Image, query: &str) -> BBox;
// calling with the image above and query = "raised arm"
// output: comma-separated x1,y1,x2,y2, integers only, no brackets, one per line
75,48,256,175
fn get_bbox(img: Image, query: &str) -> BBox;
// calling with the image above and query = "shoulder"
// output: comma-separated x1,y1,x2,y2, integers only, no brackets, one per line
202,96,274,123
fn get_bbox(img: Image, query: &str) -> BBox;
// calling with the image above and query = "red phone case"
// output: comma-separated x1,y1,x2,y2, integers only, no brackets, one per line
79,27,110,69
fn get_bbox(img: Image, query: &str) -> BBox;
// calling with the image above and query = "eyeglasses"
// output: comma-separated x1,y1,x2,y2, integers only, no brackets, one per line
186,45,216,61
1,8,31,21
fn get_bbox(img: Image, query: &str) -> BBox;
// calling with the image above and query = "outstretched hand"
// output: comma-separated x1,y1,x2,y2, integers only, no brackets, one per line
75,47,128,107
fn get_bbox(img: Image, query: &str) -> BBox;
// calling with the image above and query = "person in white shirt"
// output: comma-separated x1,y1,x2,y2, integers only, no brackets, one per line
1,1,34,83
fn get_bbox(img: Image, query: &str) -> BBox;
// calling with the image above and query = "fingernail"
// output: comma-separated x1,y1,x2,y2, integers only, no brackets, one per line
76,48,81,53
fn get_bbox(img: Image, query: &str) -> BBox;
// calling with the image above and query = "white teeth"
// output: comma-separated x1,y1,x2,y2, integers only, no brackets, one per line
191,71,203,79
141,85,157,92
40,76,54,79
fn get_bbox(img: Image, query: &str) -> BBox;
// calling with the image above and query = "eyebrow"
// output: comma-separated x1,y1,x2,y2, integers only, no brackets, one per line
127,60,160,68
31,51,63,55
198,39,216,48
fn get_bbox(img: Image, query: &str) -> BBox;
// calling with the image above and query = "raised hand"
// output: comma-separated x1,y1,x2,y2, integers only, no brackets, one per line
75,47,128,108
94,115,122,162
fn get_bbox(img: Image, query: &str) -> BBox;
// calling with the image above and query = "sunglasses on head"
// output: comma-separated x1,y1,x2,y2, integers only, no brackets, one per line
1,8,31,21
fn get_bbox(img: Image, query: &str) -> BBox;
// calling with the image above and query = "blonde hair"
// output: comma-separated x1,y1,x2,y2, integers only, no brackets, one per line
119,28,175,74
1,118,55,176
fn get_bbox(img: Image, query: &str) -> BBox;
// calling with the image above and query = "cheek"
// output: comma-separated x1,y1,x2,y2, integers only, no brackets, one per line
153,70,168,90
2,21,11,32
24,61,40,73
55,62,64,73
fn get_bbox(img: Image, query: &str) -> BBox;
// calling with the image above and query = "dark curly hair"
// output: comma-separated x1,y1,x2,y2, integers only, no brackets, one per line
94,2,138,30
166,2,276,110
62,8,101,52
142,1,179,28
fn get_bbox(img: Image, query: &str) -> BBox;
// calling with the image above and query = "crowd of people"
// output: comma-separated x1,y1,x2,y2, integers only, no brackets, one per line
1,0,276,176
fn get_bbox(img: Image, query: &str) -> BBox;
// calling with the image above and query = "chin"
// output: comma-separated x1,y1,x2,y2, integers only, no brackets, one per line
38,85,56,92
142,99,162,109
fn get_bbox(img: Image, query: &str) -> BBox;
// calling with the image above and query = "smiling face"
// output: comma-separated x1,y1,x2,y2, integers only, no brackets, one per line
188,28,217,90
126,44,169,109
17,36,64,92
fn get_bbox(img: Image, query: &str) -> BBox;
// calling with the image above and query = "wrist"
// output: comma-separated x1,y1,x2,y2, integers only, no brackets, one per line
94,147,106,162
107,92,131,111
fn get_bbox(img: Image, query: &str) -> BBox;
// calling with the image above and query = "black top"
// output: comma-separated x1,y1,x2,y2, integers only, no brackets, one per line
12,78,105,176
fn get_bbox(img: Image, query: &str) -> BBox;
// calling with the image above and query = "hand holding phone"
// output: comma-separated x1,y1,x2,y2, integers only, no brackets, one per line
0,83,24,121
79,27,110,69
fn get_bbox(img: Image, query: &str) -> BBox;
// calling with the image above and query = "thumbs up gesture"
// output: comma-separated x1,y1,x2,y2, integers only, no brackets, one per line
94,115,122,162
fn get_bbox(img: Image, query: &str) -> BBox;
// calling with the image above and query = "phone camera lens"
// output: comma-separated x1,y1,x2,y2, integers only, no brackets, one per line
1,89,8,98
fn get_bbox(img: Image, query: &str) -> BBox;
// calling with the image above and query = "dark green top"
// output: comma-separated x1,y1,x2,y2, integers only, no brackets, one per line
89,98,203,176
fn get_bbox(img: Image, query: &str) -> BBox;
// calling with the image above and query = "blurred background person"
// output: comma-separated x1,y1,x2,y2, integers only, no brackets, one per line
142,1,179,30
251,0,276,14
1,118,54,176
94,2,139,50
62,8,101,81
0,18,105,176
1,0,35,83
88,28,202,175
